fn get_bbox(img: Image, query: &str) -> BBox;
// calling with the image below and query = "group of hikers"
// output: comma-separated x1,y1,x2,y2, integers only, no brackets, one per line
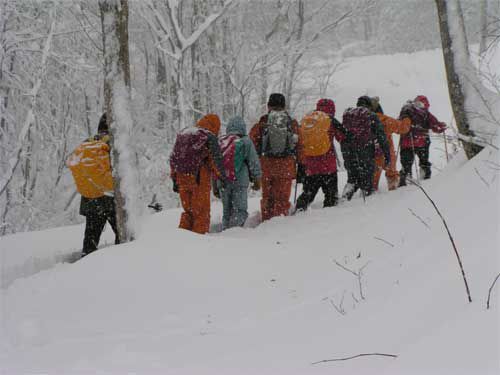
68,92,446,256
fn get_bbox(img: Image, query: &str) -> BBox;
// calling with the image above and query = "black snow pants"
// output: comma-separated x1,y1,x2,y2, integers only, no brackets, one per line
400,142,432,185
80,196,119,255
342,149,375,201
296,173,338,211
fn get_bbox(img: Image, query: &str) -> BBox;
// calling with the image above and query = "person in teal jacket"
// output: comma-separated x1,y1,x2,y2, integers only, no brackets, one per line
217,116,262,230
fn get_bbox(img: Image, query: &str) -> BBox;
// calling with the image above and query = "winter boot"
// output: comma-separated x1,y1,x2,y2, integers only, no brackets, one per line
341,183,356,201
399,171,409,187
421,166,432,180
387,176,399,190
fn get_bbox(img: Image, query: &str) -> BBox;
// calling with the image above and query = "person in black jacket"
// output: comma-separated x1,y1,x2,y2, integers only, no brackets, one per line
341,96,391,200
69,114,119,256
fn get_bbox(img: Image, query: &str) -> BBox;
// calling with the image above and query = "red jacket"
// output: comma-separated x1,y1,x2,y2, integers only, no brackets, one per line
400,107,446,149
298,116,346,176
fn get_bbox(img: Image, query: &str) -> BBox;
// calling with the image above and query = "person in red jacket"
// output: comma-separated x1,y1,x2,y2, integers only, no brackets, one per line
399,95,446,186
250,93,298,221
295,98,347,211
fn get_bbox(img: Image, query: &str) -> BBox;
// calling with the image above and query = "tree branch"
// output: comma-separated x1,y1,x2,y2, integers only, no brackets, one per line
312,353,398,365
407,179,472,303
487,273,500,309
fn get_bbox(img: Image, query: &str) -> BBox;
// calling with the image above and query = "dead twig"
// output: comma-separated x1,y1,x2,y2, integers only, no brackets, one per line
334,260,369,300
312,353,398,365
487,273,500,309
328,291,346,315
408,208,431,230
408,179,472,303
474,167,490,188
374,236,395,248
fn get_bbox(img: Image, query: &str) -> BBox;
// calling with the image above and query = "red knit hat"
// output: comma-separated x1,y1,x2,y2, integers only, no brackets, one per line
316,98,336,116
414,95,430,110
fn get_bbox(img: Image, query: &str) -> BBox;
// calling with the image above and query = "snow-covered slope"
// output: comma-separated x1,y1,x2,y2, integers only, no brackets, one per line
1,48,499,374
1,145,498,374
2,48,458,288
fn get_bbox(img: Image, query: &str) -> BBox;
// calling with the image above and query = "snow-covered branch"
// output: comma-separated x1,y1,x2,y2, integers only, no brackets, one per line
0,18,55,197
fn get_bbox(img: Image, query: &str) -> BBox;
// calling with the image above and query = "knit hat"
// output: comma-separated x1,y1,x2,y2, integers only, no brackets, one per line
370,96,384,114
414,95,430,110
197,113,221,135
357,96,372,109
267,93,286,109
316,98,336,116
97,113,108,134
226,116,247,136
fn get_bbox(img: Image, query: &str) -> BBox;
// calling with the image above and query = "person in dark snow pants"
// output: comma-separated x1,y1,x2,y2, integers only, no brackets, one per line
217,116,262,229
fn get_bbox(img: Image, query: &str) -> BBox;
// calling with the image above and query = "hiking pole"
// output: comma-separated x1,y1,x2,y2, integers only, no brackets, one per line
443,128,449,163
410,134,420,181
293,179,298,205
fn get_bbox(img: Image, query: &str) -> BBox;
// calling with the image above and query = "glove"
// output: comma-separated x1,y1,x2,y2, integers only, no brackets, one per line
213,178,224,199
251,178,261,191
384,153,391,167
172,178,179,193
213,186,221,199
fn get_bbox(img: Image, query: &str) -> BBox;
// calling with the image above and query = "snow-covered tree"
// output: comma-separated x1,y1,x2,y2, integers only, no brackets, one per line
99,0,138,242
435,0,499,159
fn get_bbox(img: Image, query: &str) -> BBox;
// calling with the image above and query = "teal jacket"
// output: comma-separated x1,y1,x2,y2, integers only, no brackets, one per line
225,116,262,187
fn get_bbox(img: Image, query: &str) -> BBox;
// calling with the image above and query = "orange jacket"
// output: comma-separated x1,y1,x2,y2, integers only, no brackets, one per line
249,114,299,179
376,113,411,167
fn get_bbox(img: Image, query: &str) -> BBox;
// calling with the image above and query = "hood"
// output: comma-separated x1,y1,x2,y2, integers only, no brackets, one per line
226,116,247,136
197,114,221,135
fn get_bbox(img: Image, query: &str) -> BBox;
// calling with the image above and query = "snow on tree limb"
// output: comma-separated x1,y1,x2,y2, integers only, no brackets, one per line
0,18,55,197
445,0,500,146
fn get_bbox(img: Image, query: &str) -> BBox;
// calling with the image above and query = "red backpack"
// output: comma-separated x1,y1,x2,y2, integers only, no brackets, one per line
342,107,374,148
169,127,210,175
219,134,245,182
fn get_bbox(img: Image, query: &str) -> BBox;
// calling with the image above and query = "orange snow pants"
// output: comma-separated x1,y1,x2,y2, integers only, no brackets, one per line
373,154,399,191
177,165,211,234
260,157,296,221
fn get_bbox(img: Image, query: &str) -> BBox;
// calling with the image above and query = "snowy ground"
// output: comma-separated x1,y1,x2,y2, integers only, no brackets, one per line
1,49,499,374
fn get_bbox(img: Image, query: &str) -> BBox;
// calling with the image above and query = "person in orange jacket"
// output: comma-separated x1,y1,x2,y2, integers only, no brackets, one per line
249,93,299,221
169,114,226,234
370,96,411,190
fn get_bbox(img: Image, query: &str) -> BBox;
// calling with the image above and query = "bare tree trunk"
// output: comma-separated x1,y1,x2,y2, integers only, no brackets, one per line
435,0,483,159
99,0,136,243
0,17,55,197
221,16,235,120
1,185,11,235
156,52,168,130
191,1,202,123
84,91,92,137
479,0,488,55
260,56,268,113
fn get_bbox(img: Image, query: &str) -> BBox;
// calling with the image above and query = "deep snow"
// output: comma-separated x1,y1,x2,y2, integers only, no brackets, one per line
1,48,499,374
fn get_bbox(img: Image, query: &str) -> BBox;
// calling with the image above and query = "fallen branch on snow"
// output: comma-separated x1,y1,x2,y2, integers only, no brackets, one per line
487,273,500,309
311,353,398,365
334,260,369,300
408,179,472,303
373,236,395,247
474,167,490,188
408,208,431,230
